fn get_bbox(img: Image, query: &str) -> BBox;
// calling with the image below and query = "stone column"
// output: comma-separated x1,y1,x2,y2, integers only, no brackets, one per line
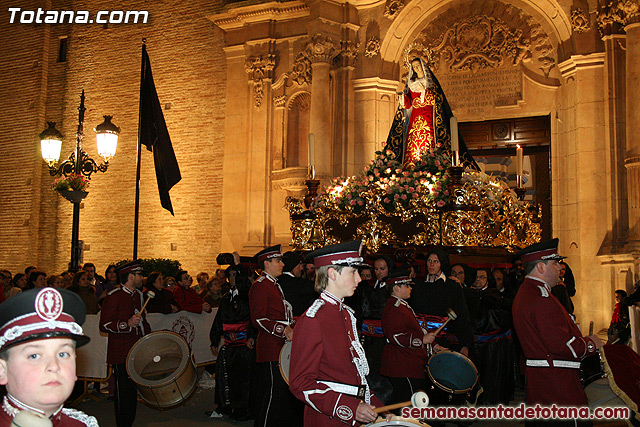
626,22,640,245
333,40,359,177
305,35,336,180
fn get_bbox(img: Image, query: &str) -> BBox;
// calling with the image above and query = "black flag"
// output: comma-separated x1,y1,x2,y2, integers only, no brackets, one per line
138,44,181,215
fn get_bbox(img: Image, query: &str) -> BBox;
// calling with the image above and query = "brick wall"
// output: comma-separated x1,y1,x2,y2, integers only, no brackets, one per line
0,0,227,275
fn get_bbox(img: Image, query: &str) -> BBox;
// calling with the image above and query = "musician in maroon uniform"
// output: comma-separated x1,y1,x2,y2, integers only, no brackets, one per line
380,269,435,406
0,288,98,426
249,244,299,427
512,239,603,426
290,240,389,426
99,260,151,427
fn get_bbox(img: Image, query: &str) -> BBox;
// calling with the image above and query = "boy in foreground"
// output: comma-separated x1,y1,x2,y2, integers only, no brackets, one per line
0,287,97,426
289,240,389,426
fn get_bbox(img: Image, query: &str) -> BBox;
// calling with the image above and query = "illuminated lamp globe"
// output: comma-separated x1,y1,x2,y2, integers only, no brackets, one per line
94,115,120,161
39,121,63,166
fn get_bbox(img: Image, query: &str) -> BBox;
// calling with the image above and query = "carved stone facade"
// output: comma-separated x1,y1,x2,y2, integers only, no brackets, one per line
0,0,638,336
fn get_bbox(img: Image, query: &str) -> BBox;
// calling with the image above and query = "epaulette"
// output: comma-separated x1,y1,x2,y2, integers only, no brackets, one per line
256,275,266,283
306,299,325,318
537,285,549,298
107,287,121,295
62,408,99,427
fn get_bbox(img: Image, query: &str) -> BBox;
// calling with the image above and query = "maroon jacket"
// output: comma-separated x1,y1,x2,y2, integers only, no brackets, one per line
172,285,204,313
380,296,428,379
249,272,292,362
0,395,98,426
99,286,150,365
513,276,598,406
290,291,382,426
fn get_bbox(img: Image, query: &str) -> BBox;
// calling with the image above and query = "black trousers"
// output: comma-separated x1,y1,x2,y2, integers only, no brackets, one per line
387,376,426,412
254,361,303,427
113,364,138,427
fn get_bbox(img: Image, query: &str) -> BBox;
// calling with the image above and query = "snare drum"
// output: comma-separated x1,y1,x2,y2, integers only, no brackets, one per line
279,340,292,384
425,350,478,405
126,331,197,408
367,415,430,426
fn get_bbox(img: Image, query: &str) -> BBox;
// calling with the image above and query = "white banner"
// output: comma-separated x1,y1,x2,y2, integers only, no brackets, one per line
77,309,217,380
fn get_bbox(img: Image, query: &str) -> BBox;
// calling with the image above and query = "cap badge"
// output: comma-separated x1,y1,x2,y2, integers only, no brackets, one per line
35,288,63,321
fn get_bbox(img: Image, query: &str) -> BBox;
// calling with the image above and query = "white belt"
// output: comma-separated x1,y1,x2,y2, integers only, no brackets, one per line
318,381,366,399
526,359,581,369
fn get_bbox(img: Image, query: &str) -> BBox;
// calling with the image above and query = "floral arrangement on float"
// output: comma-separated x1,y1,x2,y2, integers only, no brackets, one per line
315,148,451,214
288,147,542,252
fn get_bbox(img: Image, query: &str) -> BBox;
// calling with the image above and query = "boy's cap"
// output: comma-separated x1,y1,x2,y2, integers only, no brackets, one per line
255,245,283,264
0,287,90,351
309,240,368,268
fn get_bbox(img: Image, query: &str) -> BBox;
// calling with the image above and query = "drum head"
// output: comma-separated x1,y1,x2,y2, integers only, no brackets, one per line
427,351,477,394
367,416,428,426
127,331,191,386
279,341,292,384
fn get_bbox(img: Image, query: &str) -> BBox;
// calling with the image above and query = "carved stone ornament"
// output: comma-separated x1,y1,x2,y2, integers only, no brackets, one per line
364,37,381,57
304,34,338,63
335,40,360,68
274,95,286,108
290,52,313,86
571,8,591,33
384,0,405,19
245,54,276,109
427,15,532,73
597,0,640,31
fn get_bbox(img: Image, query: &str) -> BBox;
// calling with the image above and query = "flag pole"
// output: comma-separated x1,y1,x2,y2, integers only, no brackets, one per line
133,38,146,260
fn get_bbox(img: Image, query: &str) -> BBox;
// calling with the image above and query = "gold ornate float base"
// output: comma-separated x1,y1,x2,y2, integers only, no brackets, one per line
287,168,541,253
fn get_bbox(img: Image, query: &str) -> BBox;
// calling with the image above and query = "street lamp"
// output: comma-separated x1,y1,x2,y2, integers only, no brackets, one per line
39,90,120,271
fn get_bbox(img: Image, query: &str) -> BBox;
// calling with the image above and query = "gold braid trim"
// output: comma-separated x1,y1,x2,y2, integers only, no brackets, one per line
600,347,639,423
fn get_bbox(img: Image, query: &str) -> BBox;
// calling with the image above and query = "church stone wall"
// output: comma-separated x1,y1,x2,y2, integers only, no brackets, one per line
0,0,228,274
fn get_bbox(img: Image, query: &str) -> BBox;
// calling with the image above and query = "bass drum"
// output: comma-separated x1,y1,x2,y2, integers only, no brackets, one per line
279,340,292,384
425,350,478,405
367,416,430,426
126,330,197,408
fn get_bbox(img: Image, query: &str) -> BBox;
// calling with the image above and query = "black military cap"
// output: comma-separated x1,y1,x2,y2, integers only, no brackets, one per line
518,238,567,264
309,240,368,268
0,287,90,351
255,244,283,264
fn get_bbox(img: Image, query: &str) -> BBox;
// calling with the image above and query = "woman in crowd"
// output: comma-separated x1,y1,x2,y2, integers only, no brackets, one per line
7,273,26,298
46,274,65,288
26,270,46,290
144,271,180,314
450,263,476,287
201,277,224,308
96,264,119,305
69,270,100,314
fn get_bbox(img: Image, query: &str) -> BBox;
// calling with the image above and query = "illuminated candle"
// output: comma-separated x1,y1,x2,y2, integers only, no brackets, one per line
516,144,523,183
308,133,315,167
450,117,459,153
308,133,315,179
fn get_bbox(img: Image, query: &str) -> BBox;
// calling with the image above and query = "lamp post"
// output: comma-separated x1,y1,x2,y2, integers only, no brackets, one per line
39,90,120,271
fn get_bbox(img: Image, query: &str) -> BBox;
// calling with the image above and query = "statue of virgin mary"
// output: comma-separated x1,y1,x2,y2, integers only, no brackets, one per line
385,57,476,169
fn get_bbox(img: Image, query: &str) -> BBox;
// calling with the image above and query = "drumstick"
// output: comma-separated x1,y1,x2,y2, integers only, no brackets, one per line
374,391,429,413
432,308,457,336
140,290,155,313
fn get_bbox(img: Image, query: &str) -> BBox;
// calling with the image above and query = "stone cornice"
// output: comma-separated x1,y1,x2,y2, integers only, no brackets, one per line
209,1,310,31
558,53,606,78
